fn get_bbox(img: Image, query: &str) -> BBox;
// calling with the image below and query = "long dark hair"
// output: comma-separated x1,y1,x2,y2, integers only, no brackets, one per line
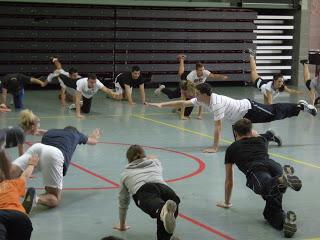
0,151,12,182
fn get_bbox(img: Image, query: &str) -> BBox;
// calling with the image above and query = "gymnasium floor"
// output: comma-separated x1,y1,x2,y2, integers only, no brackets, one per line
1,86,319,240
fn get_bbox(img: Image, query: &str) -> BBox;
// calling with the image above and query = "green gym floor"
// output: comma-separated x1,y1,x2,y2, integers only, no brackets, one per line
1,86,319,240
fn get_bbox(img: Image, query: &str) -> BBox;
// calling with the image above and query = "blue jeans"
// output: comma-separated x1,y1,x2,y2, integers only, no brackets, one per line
13,89,24,109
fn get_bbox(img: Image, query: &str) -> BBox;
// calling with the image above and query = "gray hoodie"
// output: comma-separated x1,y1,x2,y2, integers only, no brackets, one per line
118,158,166,220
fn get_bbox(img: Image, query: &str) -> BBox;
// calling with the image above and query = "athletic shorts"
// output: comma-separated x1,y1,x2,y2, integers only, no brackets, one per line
13,143,64,189
255,77,268,90
305,79,312,91
114,76,132,95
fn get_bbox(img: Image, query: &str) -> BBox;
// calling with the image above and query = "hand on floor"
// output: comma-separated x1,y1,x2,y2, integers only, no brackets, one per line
113,224,131,231
202,146,218,153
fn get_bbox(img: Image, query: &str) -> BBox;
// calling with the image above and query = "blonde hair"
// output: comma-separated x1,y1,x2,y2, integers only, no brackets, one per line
180,80,198,96
19,109,39,132
126,145,146,163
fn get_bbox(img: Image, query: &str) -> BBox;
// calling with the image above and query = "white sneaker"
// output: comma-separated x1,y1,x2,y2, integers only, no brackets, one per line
298,100,317,116
154,85,165,96
248,48,256,57
160,200,177,234
68,103,76,110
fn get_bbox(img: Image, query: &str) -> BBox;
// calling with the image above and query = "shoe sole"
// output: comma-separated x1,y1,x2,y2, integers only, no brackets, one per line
283,211,297,238
22,188,36,214
283,165,302,191
286,175,302,191
267,129,282,146
162,200,177,234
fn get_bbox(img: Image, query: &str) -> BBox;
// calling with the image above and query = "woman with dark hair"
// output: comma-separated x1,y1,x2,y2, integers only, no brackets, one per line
115,145,180,240
0,144,38,240
248,49,301,104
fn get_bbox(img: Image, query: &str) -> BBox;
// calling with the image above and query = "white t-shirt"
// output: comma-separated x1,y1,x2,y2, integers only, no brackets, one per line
187,70,211,84
310,77,320,97
260,81,280,99
190,93,252,122
76,78,104,99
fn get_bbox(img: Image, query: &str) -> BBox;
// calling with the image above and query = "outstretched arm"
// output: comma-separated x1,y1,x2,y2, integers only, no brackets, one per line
284,86,302,95
148,99,194,109
20,154,39,181
209,73,228,80
86,129,102,145
100,86,120,99
30,77,47,87
217,163,233,208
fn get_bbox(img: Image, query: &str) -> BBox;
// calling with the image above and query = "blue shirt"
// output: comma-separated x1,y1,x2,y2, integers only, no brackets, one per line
41,129,88,176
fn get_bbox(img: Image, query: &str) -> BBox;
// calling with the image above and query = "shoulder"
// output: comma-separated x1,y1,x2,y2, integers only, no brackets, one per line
77,78,87,84
187,71,196,78
204,70,211,75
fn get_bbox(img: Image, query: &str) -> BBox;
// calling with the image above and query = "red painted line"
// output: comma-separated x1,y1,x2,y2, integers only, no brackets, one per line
178,213,235,240
70,162,120,188
35,187,118,191
100,141,206,183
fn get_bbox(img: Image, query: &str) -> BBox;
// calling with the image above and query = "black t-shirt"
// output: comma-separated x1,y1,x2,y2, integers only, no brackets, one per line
224,136,269,175
3,126,25,148
115,72,145,88
1,73,31,93
41,129,88,176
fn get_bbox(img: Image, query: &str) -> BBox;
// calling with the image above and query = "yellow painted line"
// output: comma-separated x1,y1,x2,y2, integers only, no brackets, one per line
132,114,320,170
133,114,232,144
1,112,183,121
305,237,320,240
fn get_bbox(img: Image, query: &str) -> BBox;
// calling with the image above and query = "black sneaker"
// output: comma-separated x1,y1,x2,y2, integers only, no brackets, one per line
22,187,36,214
298,100,317,116
300,59,309,65
248,48,256,57
266,129,282,146
283,165,302,191
283,211,297,238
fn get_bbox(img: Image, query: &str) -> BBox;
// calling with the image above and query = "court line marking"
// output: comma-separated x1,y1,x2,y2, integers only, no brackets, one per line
70,163,235,240
1,112,180,120
26,142,232,239
179,213,235,240
100,141,206,183
132,114,320,170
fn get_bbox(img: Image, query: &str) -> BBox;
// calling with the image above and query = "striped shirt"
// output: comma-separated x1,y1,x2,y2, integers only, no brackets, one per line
190,93,252,122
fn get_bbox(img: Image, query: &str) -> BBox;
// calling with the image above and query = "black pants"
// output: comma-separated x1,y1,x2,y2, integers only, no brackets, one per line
59,74,77,89
59,75,92,113
0,210,33,240
161,88,194,116
81,96,92,114
162,88,181,99
244,100,300,123
246,159,286,230
133,183,180,240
